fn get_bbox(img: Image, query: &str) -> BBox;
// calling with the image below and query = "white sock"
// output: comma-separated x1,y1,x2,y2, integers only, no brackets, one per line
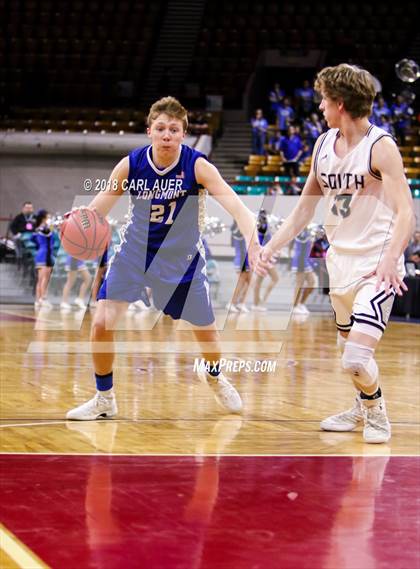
98,388,114,398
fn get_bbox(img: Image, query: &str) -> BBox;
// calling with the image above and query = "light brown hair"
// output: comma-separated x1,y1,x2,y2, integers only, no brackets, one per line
147,96,188,131
314,63,376,119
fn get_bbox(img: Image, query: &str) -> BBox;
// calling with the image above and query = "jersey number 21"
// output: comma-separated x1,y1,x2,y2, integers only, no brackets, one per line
150,201,177,225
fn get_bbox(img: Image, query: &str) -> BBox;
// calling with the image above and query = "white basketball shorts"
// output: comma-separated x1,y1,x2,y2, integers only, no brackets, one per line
326,247,405,340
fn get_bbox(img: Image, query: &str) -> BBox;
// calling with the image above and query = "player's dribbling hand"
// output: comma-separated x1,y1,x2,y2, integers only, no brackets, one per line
255,244,276,277
372,255,408,296
63,205,97,219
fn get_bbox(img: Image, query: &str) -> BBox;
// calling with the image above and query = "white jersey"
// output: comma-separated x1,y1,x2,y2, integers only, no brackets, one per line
314,124,398,257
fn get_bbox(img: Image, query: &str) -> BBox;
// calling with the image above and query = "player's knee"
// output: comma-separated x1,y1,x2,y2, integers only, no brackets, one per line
342,341,378,387
91,311,112,339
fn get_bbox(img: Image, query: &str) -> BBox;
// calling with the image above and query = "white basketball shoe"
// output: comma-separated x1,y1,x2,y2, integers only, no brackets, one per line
362,400,391,444
198,369,243,414
321,394,391,444
320,395,364,432
66,392,118,421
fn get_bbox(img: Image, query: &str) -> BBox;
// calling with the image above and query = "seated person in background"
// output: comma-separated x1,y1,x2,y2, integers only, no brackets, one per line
267,129,283,155
280,125,303,177
251,109,268,156
299,142,312,165
9,201,36,236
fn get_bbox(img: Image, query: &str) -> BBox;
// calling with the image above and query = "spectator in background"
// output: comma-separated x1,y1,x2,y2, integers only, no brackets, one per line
252,209,279,311
290,227,317,315
294,80,315,116
379,114,395,137
303,112,323,149
311,228,330,259
268,82,285,122
60,256,93,311
280,125,303,177
31,209,56,310
188,111,209,135
276,97,295,133
299,141,312,166
228,221,252,313
372,95,391,126
391,94,414,145
310,227,330,293
9,201,36,236
268,183,283,196
267,129,283,155
284,175,302,196
405,229,420,268
251,109,268,155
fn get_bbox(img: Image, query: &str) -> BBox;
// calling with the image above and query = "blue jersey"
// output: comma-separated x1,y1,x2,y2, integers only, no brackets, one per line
99,145,214,323
31,228,56,267
115,144,208,283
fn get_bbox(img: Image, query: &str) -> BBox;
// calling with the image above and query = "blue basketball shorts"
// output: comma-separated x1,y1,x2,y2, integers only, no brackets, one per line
97,250,214,326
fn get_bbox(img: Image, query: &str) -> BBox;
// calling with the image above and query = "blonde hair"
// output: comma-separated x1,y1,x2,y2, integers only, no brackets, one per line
147,96,188,131
314,63,376,119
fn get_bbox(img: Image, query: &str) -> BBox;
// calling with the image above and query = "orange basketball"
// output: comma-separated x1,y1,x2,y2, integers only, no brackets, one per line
60,209,111,261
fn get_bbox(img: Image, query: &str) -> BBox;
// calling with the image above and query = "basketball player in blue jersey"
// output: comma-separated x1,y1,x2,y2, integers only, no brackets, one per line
67,97,261,420
256,64,415,443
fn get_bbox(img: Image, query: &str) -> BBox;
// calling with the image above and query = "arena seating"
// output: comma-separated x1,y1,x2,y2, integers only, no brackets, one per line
185,0,418,107
1,0,164,108
1,106,220,135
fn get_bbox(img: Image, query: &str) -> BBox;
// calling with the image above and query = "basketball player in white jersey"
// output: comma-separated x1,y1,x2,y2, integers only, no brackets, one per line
256,64,415,443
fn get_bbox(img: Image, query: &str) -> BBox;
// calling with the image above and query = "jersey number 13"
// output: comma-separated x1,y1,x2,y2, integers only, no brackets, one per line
331,193,352,218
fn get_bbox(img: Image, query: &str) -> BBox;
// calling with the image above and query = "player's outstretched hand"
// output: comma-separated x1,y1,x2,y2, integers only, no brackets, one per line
247,241,263,273
373,255,408,296
254,244,277,277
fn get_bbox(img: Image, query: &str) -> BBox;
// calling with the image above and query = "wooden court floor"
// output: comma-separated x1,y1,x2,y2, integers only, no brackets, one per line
1,304,419,456
1,304,419,568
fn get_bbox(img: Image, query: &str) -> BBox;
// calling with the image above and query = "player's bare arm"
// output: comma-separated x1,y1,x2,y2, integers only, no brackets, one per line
67,157,129,219
256,138,324,275
195,157,261,269
371,136,415,295
87,156,129,216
